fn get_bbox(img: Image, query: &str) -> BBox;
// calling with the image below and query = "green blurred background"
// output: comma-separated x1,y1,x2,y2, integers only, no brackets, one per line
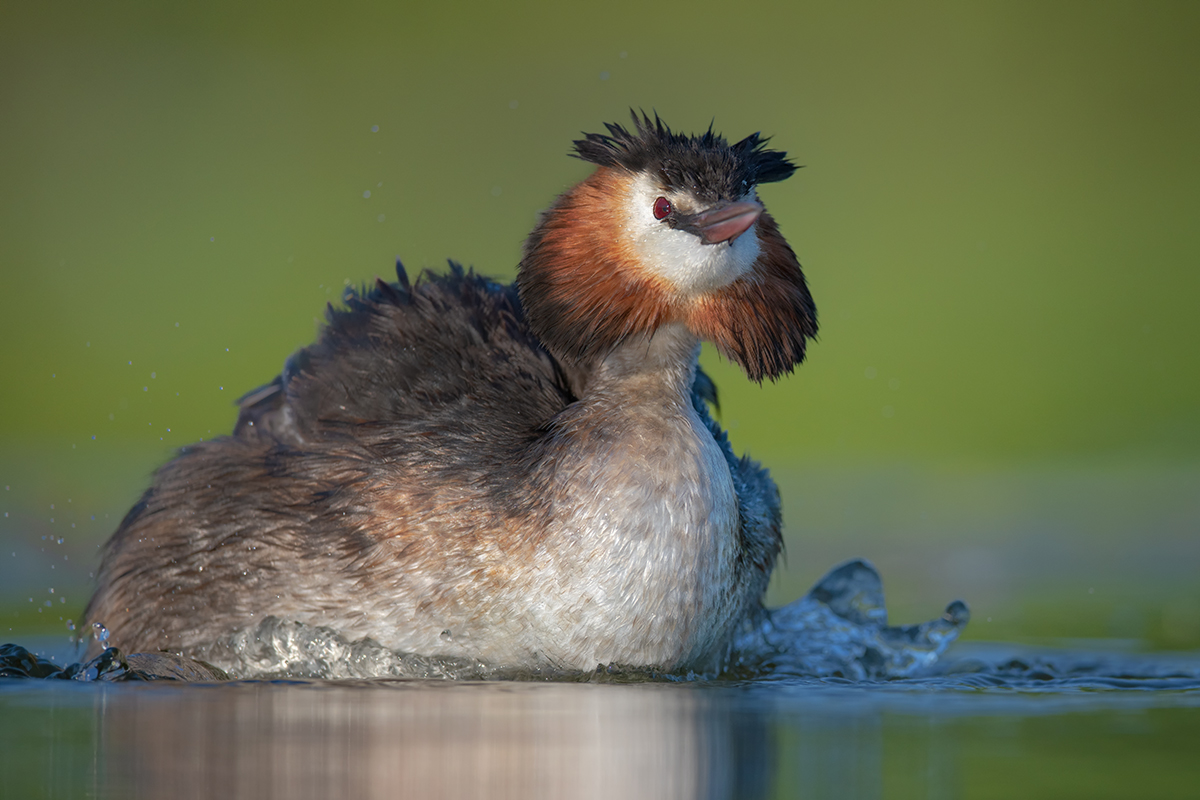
1,1,1197,648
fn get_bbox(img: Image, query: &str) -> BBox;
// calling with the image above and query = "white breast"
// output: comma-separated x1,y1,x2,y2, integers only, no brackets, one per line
524,374,742,671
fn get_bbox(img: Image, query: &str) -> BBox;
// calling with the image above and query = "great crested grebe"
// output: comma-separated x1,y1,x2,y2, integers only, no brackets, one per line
82,114,818,673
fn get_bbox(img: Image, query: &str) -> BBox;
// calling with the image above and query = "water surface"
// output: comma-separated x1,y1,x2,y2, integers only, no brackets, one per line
4,641,1198,800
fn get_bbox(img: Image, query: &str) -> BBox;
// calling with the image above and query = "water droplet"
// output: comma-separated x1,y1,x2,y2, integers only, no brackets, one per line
371,124,379,132
92,622,110,644
66,619,76,631
440,630,452,641
363,190,371,199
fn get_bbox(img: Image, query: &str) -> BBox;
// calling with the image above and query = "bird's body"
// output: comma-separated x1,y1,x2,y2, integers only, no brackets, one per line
83,115,817,674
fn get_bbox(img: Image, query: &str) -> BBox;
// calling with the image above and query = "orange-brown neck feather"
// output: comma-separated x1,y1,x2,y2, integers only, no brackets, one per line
685,212,817,382
518,169,673,368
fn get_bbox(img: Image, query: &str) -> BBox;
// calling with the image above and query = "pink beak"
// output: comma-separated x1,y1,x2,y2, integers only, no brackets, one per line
695,200,763,244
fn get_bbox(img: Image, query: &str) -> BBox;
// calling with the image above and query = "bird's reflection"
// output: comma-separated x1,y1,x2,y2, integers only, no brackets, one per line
100,681,774,800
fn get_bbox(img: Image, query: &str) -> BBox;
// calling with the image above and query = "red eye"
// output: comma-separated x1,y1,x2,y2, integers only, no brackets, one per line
652,196,672,220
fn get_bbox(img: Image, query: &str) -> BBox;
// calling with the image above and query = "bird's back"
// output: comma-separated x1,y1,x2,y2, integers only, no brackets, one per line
235,261,576,456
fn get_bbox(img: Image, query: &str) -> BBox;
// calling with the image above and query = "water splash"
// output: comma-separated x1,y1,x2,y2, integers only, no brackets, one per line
194,618,490,680
0,643,228,681
731,559,970,680
186,559,968,681
1,559,968,682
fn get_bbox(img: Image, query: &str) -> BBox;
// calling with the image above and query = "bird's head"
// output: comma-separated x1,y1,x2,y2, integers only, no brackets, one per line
518,112,817,382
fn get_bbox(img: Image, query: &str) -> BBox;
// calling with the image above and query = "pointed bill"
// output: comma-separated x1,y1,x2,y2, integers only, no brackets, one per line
695,200,763,244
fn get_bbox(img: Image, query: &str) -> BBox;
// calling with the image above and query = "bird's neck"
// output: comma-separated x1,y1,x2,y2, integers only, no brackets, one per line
582,322,700,402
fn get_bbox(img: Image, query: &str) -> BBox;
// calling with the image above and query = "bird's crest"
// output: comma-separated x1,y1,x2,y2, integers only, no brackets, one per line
572,110,797,201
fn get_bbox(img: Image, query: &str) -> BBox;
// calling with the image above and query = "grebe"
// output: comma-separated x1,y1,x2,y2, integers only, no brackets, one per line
82,114,818,673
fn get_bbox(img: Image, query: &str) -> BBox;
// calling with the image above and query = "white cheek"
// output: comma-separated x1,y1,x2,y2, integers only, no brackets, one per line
624,176,760,296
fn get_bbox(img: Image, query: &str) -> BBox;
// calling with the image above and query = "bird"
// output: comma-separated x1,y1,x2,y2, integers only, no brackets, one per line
81,113,818,675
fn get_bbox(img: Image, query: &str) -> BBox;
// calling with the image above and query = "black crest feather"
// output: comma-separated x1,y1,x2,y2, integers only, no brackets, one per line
572,110,796,200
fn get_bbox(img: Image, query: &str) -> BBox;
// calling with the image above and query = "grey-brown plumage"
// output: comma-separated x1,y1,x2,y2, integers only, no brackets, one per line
83,116,815,674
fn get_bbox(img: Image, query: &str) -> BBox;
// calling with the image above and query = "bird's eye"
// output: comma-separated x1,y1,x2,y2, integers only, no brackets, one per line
652,197,672,220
